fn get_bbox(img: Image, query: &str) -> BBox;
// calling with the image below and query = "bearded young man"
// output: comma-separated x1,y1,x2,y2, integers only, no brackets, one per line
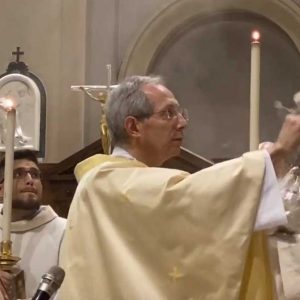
60,76,300,300
0,150,66,298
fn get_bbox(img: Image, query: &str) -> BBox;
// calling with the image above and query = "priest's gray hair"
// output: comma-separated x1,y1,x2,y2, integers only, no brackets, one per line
106,75,163,146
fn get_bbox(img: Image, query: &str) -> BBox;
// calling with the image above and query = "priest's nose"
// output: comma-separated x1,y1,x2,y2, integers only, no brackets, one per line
24,173,34,184
177,114,188,129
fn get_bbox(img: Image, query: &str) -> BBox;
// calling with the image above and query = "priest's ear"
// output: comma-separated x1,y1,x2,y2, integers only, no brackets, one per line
124,116,143,139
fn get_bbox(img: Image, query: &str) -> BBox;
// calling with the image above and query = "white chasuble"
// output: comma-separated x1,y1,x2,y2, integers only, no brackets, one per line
60,151,270,300
0,205,66,297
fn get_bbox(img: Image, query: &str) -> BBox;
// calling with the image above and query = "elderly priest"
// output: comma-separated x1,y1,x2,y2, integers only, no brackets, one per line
59,76,300,300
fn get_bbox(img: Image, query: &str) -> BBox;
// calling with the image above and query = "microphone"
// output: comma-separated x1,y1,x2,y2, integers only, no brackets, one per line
32,266,65,300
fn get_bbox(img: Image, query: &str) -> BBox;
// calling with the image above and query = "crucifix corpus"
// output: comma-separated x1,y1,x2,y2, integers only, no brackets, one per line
71,64,118,154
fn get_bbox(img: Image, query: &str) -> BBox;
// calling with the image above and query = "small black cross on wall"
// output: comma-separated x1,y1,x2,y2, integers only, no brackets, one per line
12,46,24,62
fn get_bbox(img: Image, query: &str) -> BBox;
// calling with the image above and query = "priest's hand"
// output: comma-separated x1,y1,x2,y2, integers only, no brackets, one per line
0,270,13,300
268,114,300,177
259,141,290,178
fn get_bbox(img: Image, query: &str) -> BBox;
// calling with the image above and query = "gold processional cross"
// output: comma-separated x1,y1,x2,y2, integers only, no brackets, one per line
71,64,118,154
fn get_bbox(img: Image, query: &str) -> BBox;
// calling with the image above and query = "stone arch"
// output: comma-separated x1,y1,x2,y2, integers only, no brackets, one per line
119,0,300,77
119,0,300,158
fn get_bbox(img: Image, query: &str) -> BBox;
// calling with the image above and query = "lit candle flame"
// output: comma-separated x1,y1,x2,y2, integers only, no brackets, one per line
252,30,260,42
0,98,17,112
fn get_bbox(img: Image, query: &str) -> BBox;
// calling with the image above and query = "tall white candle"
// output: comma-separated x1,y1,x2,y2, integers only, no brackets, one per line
106,64,112,98
1,101,16,242
250,30,261,151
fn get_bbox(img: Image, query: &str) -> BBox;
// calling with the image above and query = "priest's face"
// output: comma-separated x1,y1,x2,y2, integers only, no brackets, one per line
10,159,43,210
136,84,188,166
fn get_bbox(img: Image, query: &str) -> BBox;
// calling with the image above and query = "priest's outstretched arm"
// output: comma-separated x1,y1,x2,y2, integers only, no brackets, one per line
266,114,300,177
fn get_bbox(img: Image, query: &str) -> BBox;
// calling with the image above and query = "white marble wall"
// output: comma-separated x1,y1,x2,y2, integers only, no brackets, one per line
85,0,300,160
84,0,174,145
0,0,86,162
2,0,300,161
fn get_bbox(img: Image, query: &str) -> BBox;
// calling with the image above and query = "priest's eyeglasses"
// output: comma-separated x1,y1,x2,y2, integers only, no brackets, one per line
13,167,41,180
151,107,189,121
